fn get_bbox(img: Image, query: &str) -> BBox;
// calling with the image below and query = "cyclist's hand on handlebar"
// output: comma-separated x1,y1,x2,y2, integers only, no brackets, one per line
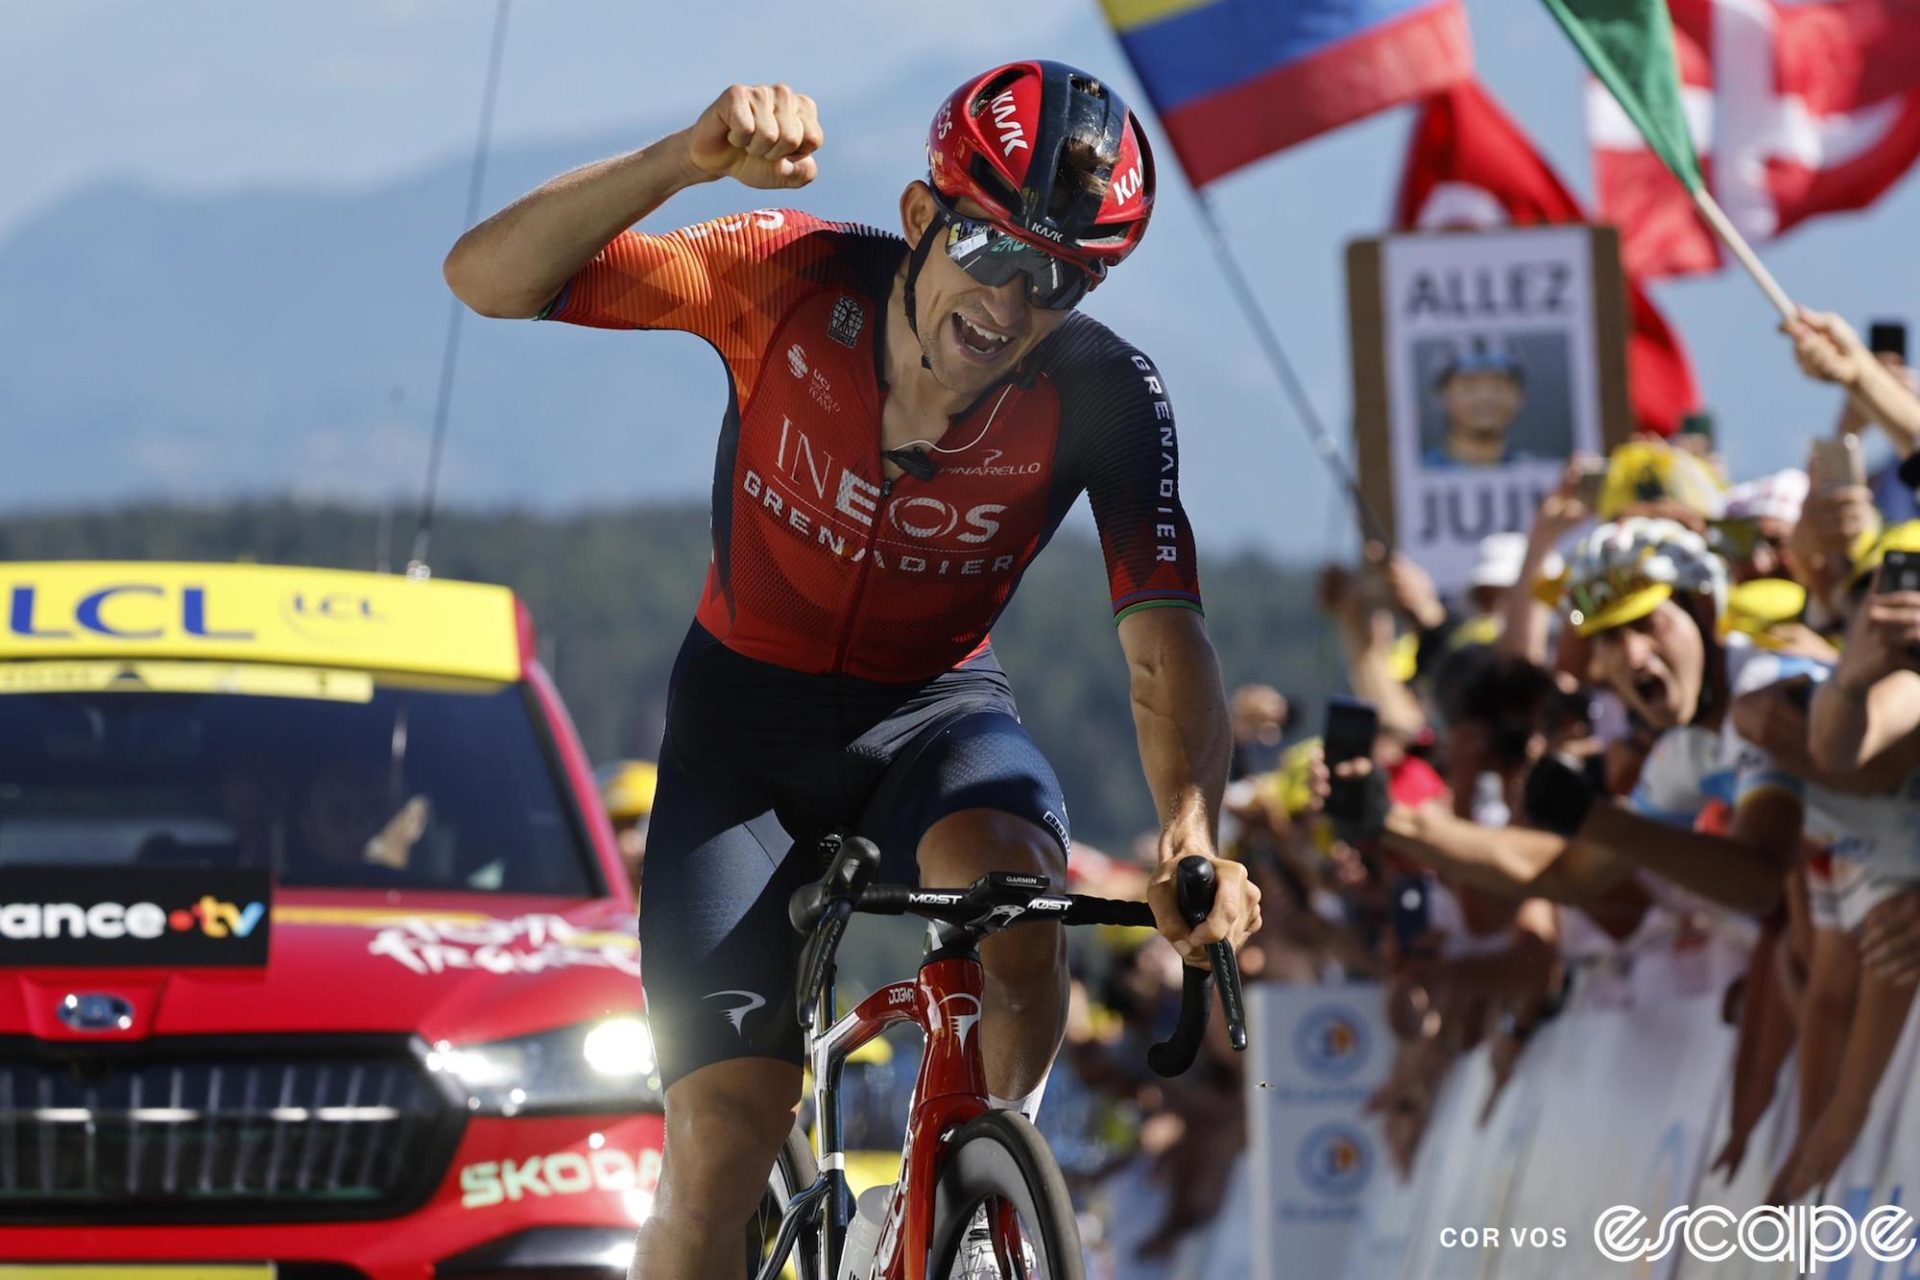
1147,836,1260,968
685,83,823,189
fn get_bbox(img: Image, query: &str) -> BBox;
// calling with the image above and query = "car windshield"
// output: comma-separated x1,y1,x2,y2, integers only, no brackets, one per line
0,673,597,896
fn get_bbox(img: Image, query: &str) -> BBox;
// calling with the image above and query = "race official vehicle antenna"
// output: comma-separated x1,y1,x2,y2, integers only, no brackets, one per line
407,0,512,581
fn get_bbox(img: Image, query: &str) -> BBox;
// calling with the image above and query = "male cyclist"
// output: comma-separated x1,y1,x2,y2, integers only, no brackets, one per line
445,65,1260,1278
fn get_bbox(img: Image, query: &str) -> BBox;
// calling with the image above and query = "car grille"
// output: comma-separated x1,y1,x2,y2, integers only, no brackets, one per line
0,1037,459,1222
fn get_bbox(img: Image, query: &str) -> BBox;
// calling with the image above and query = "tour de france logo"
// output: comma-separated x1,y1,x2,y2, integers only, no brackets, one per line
1297,1123,1373,1198
1294,1004,1371,1082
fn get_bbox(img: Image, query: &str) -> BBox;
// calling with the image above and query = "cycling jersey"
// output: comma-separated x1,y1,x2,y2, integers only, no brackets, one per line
542,208,1202,681
1627,644,1817,827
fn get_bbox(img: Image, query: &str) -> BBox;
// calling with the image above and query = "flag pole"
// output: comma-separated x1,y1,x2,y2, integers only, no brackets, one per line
1190,192,1395,549
1685,186,1796,320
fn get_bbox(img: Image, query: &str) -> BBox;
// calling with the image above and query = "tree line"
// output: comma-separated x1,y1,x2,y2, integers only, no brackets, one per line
0,502,1343,850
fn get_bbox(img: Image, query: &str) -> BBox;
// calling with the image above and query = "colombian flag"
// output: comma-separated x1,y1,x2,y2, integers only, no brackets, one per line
1104,0,1474,187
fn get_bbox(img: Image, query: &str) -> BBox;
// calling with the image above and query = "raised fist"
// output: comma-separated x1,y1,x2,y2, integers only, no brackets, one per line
686,84,823,190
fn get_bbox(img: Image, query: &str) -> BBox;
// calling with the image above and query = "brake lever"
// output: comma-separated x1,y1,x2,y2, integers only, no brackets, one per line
790,836,881,1028
1147,857,1218,1078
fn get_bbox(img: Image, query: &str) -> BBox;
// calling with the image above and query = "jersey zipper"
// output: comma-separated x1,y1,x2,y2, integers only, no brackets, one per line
830,473,899,673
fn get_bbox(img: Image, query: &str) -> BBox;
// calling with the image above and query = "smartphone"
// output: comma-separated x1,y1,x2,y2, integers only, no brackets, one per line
1880,549,1920,594
1389,874,1432,950
1810,436,1866,489
1573,459,1607,509
1323,696,1380,825
1869,320,1909,361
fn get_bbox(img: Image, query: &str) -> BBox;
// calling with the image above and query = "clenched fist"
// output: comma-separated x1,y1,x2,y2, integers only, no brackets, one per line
686,84,823,190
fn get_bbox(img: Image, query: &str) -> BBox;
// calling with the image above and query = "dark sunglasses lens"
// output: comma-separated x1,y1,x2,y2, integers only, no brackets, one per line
944,215,1090,310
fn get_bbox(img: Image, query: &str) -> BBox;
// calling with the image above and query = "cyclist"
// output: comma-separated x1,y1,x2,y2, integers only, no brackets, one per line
445,64,1260,1279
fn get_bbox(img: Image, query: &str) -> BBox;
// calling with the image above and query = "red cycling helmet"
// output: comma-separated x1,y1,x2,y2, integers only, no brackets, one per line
926,60,1156,273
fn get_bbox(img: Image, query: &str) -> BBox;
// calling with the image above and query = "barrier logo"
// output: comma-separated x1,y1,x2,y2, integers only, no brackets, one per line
1297,1123,1372,1198
1294,1004,1370,1081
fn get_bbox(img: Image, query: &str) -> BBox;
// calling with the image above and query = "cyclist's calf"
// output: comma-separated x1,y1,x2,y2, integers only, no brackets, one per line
917,807,1069,1103
633,1058,803,1280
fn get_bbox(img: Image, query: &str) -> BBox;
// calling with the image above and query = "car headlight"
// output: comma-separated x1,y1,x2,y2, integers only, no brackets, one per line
425,1016,662,1115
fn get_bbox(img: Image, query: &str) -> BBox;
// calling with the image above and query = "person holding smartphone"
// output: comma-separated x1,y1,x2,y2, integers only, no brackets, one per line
1787,309,1920,522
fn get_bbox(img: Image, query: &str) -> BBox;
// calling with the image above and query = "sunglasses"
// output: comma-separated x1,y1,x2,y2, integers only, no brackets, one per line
930,192,1100,311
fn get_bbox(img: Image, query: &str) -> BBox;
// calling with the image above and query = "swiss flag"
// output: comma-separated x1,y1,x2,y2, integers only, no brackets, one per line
1395,80,1702,437
1594,0,1920,278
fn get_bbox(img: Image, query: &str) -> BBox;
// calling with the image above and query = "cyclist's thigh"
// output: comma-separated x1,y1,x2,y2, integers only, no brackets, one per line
640,759,814,1089
859,706,1071,881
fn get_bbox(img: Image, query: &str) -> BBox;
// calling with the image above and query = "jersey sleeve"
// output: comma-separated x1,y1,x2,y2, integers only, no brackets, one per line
1055,340,1203,622
538,208,836,398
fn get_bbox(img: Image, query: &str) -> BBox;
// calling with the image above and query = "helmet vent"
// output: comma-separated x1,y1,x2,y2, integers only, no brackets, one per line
972,68,1025,115
967,154,1023,213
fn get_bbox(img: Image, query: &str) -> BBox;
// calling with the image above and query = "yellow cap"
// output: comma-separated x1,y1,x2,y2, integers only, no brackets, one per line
1720,578,1809,647
599,759,659,821
1570,583,1673,638
1849,520,1920,589
1599,441,1726,522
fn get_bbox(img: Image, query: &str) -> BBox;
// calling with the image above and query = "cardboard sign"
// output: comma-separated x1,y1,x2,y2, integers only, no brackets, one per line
0,868,272,967
1347,226,1631,592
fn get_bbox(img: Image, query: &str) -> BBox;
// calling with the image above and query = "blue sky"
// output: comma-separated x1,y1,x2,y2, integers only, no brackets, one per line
5,0,1918,553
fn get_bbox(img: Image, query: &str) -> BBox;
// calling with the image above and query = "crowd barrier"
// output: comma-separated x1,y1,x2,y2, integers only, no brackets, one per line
1230,957,1920,1278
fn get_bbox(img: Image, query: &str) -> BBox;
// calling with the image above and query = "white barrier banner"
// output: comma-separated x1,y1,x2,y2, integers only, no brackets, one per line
1247,983,1394,1280
1240,967,1920,1278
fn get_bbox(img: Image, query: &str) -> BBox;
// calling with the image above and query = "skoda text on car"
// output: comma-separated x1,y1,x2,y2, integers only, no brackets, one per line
0,562,660,1279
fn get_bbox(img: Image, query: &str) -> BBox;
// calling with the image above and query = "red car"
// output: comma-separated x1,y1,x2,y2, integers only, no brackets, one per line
0,562,661,1279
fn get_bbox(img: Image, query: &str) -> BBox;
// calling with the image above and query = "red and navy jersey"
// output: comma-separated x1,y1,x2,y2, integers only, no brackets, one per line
542,209,1202,682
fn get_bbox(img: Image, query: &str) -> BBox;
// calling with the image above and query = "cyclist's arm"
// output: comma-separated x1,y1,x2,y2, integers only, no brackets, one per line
1119,606,1230,849
444,131,712,319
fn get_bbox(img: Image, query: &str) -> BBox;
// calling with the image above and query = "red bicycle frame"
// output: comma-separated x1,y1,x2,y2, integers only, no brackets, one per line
807,946,1004,1280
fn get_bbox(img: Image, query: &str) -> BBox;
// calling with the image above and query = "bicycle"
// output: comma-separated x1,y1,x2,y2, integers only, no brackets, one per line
748,833,1248,1280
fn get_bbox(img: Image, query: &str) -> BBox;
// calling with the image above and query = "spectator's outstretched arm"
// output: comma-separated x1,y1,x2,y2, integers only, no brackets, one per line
1712,922,1798,1184
1325,559,1428,739
1786,309,1920,455
1777,944,1915,1201
1382,803,1632,905
1765,923,1858,1201
1499,462,1593,665
1734,676,1920,793
1810,587,1920,773
1579,790,1802,918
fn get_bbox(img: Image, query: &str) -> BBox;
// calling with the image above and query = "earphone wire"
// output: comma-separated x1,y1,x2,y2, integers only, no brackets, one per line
895,384,1016,460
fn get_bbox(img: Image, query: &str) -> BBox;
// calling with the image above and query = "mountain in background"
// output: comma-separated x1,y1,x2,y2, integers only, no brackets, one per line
0,502,1343,850
0,73,1301,552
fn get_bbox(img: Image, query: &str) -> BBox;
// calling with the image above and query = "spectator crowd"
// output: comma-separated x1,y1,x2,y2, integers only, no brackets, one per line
1008,306,1920,1275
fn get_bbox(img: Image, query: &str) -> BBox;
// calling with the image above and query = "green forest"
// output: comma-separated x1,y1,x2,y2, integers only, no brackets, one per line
0,503,1344,849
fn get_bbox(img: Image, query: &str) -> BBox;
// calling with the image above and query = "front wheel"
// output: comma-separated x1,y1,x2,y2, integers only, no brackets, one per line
747,1122,822,1279
927,1110,1084,1280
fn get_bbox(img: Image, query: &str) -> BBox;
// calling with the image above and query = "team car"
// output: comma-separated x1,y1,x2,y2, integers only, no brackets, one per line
0,562,660,1279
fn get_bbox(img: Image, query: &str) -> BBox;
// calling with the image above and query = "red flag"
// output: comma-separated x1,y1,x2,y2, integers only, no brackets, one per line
1593,0,1920,278
1395,80,1702,437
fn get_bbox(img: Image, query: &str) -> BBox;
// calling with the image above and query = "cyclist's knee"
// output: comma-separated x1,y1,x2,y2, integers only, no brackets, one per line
917,807,1063,888
658,1058,801,1215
